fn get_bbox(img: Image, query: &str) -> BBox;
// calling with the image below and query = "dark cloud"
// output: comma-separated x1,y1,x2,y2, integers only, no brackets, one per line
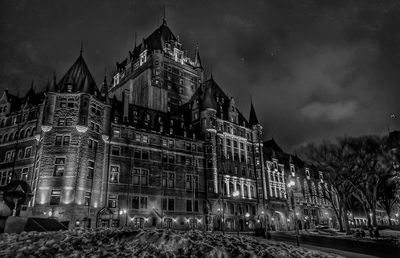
1,0,400,151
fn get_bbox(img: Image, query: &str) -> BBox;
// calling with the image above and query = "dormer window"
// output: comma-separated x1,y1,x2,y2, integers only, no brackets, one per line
67,84,73,92
290,165,295,177
319,171,324,182
306,168,310,180
139,50,147,66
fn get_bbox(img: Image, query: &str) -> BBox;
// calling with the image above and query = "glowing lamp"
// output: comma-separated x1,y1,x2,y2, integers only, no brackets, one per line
245,212,250,218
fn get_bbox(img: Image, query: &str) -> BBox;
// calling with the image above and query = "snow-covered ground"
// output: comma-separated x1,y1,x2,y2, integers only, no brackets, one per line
0,228,345,257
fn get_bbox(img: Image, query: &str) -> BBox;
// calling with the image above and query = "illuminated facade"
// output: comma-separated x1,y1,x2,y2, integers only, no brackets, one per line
0,18,339,231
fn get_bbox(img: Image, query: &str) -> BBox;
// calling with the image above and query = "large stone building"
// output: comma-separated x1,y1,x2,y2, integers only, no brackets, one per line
0,19,337,230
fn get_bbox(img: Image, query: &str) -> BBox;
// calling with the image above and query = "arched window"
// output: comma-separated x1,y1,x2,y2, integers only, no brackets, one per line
8,133,13,142
25,128,31,138
31,128,36,137
0,120,4,127
3,134,8,143
19,130,25,139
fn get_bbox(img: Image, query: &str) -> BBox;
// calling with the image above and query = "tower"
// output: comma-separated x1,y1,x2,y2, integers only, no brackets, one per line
110,19,204,113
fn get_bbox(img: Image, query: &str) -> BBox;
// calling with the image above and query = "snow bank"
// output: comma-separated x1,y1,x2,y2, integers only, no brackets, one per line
0,228,344,257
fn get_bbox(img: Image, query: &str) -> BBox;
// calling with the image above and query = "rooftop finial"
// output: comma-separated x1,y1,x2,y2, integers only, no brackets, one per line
80,42,83,56
162,5,167,24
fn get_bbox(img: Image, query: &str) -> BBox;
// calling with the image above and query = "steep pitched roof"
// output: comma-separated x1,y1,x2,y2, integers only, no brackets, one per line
249,101,259,126
129,19,177,61
56,54,99,95
194,48,203,69
189,77,250,127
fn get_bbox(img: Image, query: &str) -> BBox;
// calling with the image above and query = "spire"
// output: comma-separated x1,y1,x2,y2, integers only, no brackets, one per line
249,96,259,126
202,87,217,111
49,71,57,92
80,42,83,56
101,71,110,104
162,5,167,25
194,44,203,69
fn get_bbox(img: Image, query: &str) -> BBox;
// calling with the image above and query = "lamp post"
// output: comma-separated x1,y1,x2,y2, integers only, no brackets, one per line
287,179,300,246
232,190,240,236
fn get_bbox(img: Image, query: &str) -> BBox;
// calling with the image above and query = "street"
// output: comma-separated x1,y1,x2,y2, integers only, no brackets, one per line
269,231,400,258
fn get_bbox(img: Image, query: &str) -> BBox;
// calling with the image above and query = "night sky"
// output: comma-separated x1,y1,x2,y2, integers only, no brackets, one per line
1,0,400,151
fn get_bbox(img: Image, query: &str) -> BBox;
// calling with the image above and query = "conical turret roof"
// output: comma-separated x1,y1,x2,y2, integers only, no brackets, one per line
57,54,99,94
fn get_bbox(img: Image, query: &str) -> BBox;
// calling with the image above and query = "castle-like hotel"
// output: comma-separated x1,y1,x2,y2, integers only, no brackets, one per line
0,19,338,230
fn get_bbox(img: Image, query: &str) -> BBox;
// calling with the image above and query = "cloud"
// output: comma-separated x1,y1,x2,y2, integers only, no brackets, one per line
301,100,357,122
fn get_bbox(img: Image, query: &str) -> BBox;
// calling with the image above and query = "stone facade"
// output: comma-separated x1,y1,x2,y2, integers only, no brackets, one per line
0,19,339,231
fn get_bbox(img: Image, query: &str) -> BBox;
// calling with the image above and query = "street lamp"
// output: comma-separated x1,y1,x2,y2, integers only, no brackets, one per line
232,190,240,235
287,179,300,246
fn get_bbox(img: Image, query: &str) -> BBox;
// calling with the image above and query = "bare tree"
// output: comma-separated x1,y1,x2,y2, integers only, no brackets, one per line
344,136,395,236
300,139,357,234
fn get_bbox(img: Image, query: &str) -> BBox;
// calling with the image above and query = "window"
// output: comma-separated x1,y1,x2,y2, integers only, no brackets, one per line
5,151,15,161
113,129,120,138
185,174,199,190
0,171,12,186
163,172,175,188
135,134,141,142
85,192,91,206
88,138,98,151
142,135,149,143
87,160,95,179
110,165,119,183
111,146,120,156
132,168,148,186
141,169,148,185
50,189,61,205
132,196,139,209
168,139,174,148
55,135,69,146
186,200,199,212
66,118,73,126
133,169,140,185
24,147,32,158
55,135,62,145
54,158,65,176
108,194,117,208
140,196,147,209
58,118,65,126
21,168,29,181
142,151,149,160
162,198,175,211
63,136,70,146
91,103,102,116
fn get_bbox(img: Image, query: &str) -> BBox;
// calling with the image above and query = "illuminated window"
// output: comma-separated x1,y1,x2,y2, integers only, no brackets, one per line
50,189,61,205
20,168,29,181
53,158,65,177
87,160,95,179
85,192,91,206
110,166,119,183
108,194,117,208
